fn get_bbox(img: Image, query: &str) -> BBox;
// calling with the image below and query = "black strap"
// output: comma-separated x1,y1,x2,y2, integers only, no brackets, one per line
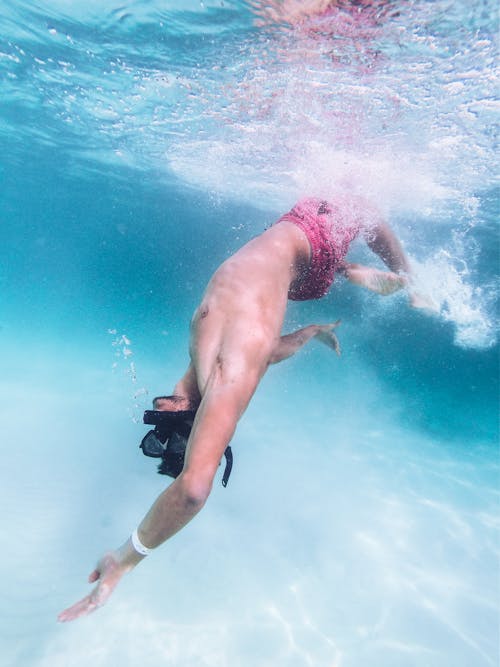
143,410,234,488
143,409,196,425
222,446,233,487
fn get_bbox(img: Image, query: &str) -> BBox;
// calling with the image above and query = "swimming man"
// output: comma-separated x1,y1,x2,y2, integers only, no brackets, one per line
58,195,420,621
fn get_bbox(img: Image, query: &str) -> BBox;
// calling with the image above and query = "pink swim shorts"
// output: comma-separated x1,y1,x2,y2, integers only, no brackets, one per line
275,197,362,301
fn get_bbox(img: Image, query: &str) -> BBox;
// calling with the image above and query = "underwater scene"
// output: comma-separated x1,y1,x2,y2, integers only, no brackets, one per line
0,1,498,665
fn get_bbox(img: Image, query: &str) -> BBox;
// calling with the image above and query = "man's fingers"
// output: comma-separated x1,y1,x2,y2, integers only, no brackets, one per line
57,581,112,623
57,595,99,623
58,553,124,622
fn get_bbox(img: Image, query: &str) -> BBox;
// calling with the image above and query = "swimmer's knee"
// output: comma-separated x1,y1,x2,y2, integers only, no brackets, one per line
177,469,214,509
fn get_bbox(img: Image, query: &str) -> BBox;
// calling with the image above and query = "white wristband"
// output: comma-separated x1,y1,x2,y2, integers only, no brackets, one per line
131,528,153,556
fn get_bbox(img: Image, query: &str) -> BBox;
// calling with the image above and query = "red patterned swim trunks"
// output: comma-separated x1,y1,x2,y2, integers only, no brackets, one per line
275,197,363,301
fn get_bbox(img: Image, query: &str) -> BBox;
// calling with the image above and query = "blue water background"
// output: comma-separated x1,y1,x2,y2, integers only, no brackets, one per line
0,1,498,666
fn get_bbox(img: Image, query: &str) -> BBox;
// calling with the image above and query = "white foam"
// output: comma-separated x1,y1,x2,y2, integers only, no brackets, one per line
411,250,497,349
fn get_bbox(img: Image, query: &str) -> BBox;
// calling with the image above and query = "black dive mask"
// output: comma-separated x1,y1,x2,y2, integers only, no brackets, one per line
140,409,232,486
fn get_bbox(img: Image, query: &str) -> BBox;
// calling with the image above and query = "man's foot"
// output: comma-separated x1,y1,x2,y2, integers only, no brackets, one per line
314,321,341,356
359,268,408,295
409,290,440,313
345,263,408,296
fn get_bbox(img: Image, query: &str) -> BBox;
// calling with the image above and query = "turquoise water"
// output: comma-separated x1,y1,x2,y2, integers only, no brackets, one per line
0,1,498,666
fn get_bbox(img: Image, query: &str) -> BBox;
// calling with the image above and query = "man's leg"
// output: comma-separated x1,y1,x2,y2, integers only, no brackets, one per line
269,321,341,364
365,222,411,274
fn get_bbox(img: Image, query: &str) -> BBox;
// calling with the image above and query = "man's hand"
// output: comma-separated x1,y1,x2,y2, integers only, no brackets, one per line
58,551,131,622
